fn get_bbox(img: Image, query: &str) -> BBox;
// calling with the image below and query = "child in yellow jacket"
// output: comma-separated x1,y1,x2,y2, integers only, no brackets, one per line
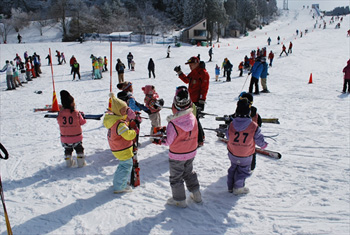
103,93,138,193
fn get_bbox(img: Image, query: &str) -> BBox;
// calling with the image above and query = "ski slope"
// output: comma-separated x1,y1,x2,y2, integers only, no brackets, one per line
0,8,349,235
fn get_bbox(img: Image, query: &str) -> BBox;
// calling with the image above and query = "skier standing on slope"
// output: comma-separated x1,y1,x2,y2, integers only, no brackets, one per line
225,98,267,195
153,86,202,208
57,90,87,168
174,56,209,147
342,59,350,93
248,57,264,94
103,93,138,194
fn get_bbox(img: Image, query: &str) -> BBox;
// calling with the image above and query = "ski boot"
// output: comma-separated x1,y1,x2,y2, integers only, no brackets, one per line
65,155,75,167
77,154,86,168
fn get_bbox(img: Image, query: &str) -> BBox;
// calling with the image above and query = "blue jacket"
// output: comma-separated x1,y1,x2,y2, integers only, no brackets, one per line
260,62,268,79
251,61,264,79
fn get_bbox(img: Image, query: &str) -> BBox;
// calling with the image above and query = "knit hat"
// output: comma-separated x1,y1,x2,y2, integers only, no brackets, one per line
117,91,129,102
238,91,253,104
60,90,74,109
109,92,127,115
142,85,154,95
116,81,132,91
235,98,251,117
173,86,192,110
185,56,199,64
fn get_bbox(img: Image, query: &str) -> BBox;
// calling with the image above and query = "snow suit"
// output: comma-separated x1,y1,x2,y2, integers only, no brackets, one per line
260,62,269,92
57,109,86,157
215,65,220,81
178,66,209,145
225,117,267,191
127,53,133,70
148,59,155,78
143,85,162,137
249,60,264,94
0,62,16,90
116,60,125,83
161,108,200,201
103,108,137,192
342,59,350,92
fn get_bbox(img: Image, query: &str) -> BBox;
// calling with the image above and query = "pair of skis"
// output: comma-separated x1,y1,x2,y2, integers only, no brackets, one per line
215,116,280,124
203,127,282,159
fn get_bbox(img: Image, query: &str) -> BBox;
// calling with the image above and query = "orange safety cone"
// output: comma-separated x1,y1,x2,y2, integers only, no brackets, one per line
218,44,220,48
228,43,230,46
51,91,60,112
213,44,215,48
236,46,239,49
308,73,313,84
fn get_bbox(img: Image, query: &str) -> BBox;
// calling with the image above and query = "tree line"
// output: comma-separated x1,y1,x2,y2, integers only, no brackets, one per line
1,0,278,43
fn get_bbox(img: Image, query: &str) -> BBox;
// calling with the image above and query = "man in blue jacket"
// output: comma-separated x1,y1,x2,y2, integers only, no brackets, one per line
248,57,264,94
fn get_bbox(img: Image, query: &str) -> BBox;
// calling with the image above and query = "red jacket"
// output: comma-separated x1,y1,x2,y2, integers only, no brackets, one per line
343,60,350,80
179,67,209,103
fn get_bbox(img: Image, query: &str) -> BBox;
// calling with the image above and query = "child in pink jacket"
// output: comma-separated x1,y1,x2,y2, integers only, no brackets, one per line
142,85,164,140
155,86,202,208
57,90,86,167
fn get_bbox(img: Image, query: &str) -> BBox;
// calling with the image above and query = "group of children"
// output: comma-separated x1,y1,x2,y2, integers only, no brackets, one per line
90,54,108,80
56,82,267,208
0,52,42,90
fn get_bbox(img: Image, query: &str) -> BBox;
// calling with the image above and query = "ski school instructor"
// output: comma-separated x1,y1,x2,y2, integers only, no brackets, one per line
174,56,210,147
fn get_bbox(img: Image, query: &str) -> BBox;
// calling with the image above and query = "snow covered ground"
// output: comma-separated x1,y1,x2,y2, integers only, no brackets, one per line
0,8,349,235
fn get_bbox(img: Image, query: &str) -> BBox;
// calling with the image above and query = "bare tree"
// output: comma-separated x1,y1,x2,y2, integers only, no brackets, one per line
10,8,30,32
0,19,13,43
50,0,70,39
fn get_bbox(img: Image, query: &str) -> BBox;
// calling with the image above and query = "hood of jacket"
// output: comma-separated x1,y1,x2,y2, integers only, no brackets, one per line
232,117,252,131
166,108,195,132
103,113,127,129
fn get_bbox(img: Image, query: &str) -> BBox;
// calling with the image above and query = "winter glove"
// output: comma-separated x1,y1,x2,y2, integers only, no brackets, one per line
129,120,139,134
261,143,268,150
196,100,205,112
174,66,183,75
248,72,251,75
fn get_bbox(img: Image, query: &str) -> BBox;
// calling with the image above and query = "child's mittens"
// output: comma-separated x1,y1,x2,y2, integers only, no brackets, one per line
261,143,268,150
129,120,139,135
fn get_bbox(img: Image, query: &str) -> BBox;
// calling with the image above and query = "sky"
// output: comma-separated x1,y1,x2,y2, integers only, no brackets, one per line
0,7,349,235
277,0,350,10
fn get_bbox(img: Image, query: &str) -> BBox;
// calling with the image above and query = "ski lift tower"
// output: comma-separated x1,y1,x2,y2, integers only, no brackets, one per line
283,0,289,10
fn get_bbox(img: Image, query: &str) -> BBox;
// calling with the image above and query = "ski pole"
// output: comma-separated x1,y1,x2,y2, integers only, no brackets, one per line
240,74,250,93
0,143,9,160
0,143,12,235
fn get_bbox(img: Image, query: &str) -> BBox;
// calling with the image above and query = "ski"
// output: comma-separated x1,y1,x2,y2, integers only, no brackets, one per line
130,120,142,187
261,118,280,124
205,128,282,159
255,148,282,159
34,104,54,112
44,114,103,120
215,116,280,124
130,154,140,187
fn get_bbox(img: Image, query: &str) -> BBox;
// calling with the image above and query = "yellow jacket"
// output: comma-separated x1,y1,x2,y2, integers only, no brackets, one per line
103,114,136,160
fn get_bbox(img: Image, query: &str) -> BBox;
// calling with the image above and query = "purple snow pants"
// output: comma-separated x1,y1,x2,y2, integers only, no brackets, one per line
227,154,252,190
